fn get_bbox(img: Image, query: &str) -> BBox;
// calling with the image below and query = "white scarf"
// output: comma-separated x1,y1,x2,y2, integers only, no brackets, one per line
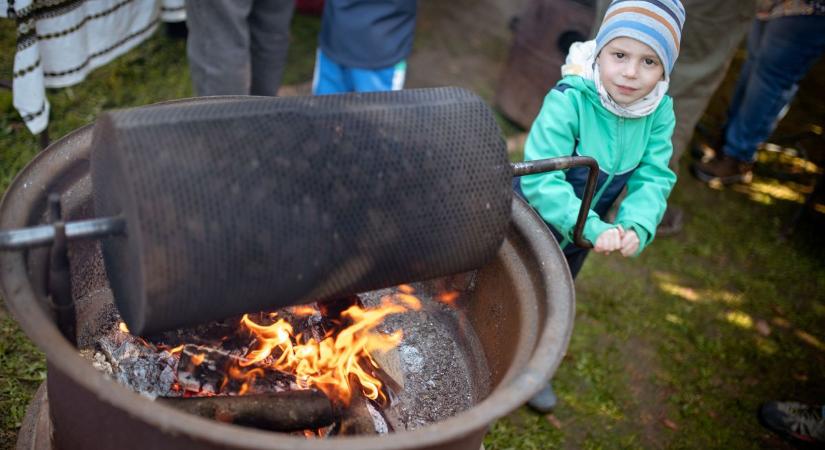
560,40,669,119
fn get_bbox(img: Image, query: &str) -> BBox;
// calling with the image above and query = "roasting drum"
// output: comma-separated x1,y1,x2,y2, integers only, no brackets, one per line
91,88,514,334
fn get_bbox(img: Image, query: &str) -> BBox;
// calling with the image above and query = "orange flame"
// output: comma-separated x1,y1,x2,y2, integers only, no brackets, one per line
288,305,318,317
191,353,206,366
437,291,460,306
236,292,420,405
167,345,184,355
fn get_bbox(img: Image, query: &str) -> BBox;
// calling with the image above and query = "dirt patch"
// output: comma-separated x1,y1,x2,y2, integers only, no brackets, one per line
619,337,671,448
407,0,528,101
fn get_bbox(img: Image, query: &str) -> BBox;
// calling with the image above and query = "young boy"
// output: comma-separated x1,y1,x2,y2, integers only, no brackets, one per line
519,0,685,411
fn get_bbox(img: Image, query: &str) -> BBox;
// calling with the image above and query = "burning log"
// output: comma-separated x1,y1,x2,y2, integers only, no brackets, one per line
177,344,295,395
159,390,336,432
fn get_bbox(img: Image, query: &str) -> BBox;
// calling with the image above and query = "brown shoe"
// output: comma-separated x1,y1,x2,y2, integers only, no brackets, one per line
691,154,753,185
656,205,684,237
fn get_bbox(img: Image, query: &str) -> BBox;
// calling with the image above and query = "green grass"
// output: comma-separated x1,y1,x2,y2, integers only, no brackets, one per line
0,314,46,447
1,12,824,450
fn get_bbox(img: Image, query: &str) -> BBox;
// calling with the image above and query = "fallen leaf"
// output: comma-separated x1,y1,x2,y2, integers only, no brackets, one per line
755,319,772,336
771,317,791,328
662,418,678,430
545,414,563,430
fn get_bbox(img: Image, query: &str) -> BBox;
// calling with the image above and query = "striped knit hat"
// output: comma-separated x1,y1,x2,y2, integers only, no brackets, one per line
595,0,686,77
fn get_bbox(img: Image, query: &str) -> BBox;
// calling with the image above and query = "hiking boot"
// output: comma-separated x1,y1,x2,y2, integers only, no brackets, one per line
691,154,753,185
656,205,684,237
759,401,825,444
527,383,557,413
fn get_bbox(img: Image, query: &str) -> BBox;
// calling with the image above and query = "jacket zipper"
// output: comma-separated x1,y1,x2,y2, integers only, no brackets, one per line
590,117,623,212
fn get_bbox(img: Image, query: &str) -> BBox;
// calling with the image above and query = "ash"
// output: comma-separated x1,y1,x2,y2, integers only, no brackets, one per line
362,281,491,431
80,325,179,399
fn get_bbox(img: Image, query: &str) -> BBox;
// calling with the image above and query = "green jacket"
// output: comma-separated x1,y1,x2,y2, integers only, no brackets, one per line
520,75,677,254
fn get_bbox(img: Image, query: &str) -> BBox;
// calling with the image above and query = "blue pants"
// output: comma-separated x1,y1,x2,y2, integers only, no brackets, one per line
312,49,407,94
723,15,825,162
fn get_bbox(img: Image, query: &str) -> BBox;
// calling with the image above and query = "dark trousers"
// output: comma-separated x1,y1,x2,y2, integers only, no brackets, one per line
186,0,295,96
560,243,589,280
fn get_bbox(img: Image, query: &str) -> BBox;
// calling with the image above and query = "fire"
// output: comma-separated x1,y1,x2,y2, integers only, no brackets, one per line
237,293,420,406
114,287,422,407
437,291,460,306
289,305,318,316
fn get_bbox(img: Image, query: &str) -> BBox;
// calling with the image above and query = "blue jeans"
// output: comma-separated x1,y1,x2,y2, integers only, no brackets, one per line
723,15,825,162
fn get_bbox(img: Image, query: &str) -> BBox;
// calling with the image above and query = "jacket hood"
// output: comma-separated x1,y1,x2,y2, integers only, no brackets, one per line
556,76,603,111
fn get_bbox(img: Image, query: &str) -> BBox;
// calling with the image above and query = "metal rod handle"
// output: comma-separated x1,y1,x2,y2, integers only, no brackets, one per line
0,216,126,250
511,156,600,249
1,157,598,251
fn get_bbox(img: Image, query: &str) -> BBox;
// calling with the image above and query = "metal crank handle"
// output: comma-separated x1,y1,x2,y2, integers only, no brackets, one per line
510,156,599,249
0,216,126,250
0,157,599,251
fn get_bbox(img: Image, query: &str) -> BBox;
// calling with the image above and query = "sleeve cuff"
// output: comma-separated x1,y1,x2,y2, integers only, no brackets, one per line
618,221,651,256
581,216,612,246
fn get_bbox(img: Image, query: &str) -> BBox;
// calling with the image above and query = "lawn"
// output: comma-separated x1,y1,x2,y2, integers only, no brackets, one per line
1,6,824,450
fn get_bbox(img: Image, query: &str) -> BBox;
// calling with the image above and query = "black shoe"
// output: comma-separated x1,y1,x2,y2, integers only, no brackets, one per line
759,401,825,445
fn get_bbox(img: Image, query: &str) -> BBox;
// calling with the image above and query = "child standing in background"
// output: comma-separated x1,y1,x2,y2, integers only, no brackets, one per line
519,0,685,412
312,0,417,94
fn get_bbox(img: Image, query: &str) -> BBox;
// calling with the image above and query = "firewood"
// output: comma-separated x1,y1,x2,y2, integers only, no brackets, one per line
159,390,336,431
337,392,390,435
177,344,295,394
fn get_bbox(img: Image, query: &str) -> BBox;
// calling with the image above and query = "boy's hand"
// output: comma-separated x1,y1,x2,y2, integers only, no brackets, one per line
593,227,622,254
619,228,640,256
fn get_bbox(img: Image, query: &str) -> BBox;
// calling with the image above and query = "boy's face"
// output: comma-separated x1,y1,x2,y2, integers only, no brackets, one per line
597,37,665,106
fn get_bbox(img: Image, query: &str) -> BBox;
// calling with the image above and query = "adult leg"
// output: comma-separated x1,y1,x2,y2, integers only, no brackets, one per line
723,20,767,134
666,0,755,171
249,0,295,96
721,15,825,162
186,0,254,96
